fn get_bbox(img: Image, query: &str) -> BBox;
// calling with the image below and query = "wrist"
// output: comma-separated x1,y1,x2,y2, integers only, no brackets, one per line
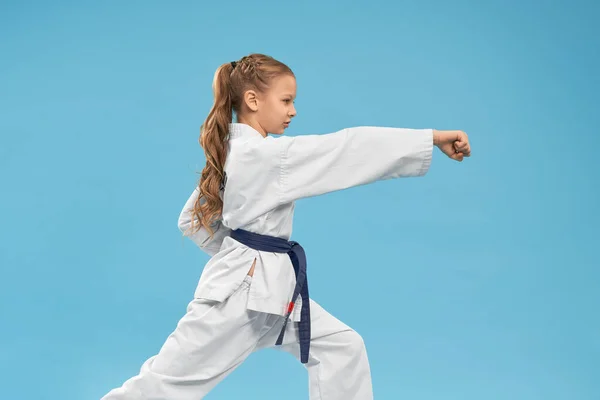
432,129,440,146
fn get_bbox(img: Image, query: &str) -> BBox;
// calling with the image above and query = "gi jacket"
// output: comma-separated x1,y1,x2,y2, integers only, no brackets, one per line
178,123,433,321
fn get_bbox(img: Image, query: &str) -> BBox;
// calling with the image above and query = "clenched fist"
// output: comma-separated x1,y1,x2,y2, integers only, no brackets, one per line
433,130,471,162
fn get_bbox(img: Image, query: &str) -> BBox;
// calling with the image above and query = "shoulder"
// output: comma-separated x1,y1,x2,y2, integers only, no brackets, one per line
224,137,285,181
228,136,289,163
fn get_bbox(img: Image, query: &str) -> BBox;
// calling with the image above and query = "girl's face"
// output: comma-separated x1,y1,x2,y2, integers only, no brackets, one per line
255,74,297,135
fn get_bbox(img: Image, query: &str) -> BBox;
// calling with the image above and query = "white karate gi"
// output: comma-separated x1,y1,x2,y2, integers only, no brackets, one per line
102,123,433,399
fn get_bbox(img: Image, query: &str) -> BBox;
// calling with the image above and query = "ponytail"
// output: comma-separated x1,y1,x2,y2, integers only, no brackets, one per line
190,62,236,238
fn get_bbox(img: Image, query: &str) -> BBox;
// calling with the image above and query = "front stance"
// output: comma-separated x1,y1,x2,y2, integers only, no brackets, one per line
102,53,471,400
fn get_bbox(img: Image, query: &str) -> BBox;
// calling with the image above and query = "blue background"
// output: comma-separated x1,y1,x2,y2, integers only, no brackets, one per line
1,1,598,399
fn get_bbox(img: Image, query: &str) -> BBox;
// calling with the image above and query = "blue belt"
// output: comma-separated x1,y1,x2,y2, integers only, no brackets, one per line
230,228,311,364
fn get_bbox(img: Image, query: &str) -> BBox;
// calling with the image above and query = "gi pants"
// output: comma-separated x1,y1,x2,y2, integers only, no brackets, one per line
102,275,373,400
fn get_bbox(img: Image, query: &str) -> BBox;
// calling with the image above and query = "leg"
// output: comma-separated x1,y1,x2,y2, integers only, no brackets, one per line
102,276,275,399
257,299,373,400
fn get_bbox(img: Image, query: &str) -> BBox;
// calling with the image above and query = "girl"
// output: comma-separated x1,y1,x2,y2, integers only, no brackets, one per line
102,53,471,400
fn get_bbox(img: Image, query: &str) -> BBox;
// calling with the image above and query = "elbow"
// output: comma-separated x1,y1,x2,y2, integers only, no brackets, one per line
178,187,203,234
177,210,192,235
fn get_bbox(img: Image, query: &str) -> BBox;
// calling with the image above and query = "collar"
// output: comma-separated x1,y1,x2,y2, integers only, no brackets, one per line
229,123,265,139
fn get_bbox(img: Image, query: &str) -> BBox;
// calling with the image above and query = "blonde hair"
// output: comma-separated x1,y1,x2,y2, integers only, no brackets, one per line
189,53,294,238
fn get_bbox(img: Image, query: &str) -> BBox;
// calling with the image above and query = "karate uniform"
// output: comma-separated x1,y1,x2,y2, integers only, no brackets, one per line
102,123,433,399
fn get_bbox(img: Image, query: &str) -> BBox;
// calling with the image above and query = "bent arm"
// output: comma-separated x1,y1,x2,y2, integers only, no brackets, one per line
177,187,230,256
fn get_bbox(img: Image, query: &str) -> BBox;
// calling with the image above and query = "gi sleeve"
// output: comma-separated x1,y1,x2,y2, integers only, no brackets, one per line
277,126,433,204
177,187,231,256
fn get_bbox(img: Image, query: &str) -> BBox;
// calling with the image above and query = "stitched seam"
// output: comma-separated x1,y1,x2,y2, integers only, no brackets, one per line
279,140,289,205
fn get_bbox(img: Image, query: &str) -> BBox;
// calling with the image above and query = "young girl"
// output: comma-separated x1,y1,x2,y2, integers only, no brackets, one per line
102,53,471,400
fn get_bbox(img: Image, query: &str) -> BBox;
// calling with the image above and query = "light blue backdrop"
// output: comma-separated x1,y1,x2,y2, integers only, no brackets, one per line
1,1,598,399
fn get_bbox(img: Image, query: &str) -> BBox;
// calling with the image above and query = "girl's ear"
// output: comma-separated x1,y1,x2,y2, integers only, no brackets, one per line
243,90,259,112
